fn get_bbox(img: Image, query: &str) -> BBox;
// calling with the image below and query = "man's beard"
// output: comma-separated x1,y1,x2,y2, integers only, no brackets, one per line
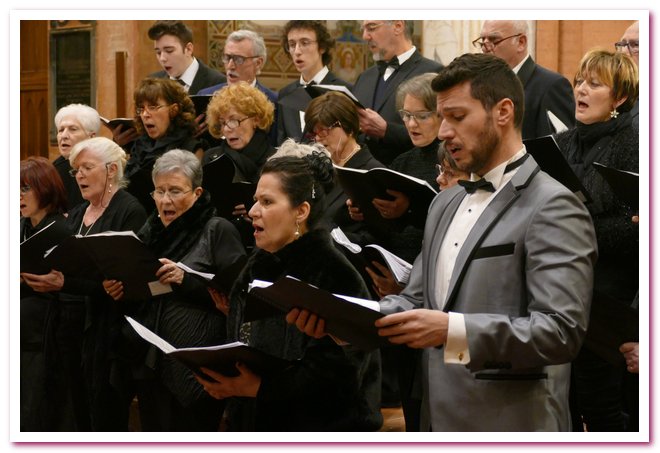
462,115,500,175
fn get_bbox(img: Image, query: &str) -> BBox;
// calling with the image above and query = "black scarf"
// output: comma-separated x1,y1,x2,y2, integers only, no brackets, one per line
216,130,274,183
127,127,198,178
137,190,216,261
568,112,632,179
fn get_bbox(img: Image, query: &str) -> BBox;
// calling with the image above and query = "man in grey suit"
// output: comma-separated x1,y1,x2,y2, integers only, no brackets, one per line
375,53,598,431
148,20,226,95
353,20,442,165
476,20,575,140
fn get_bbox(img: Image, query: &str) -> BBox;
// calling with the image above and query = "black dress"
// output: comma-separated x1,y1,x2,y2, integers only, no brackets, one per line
125,191,246,431
63,189,147,431
555,112,639,432
52,155,84,211
126,128,202,211
225,229,383,431
20,213,80,431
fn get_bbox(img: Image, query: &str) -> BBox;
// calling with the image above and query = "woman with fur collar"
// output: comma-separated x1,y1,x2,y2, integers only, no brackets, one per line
196,141,383,431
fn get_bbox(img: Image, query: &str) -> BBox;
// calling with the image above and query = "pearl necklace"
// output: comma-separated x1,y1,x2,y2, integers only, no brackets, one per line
337,144,361,167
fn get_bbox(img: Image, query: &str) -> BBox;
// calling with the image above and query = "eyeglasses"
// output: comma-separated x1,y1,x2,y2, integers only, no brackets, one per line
472,33,522,51
285,39,317,53
69,162,110,177
20,185,32,194
615,40,639,55
398,110,437,123
150,188,193,201
222,54,261,66
136,104,171,116
217,117,253,130
313,121,341,139
360,22,388,34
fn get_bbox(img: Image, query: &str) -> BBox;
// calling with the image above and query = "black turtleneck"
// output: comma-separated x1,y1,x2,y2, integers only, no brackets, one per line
389,138,441,190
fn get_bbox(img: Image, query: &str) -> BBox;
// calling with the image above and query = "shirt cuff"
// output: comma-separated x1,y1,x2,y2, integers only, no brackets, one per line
444,312,470,365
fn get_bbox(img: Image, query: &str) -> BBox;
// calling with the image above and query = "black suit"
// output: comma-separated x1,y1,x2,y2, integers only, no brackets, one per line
517,56,575,140
150,59,226,95
353,50,442,165
276,71,351,145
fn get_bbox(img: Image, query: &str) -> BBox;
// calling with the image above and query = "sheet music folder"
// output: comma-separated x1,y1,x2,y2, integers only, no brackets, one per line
524,135,592,203
125,316,290,378
592,162,639,210
245,276,388,351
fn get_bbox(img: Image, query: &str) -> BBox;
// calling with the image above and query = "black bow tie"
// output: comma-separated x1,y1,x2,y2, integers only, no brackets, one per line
458,178,495,194
377,58,400,74
458,154,530,194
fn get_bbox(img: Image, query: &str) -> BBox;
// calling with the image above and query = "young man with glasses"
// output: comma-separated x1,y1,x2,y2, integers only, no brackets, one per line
148,20,226,95
276,20,351,145
476,20,575,140
352,20,442,166
198,29,278,144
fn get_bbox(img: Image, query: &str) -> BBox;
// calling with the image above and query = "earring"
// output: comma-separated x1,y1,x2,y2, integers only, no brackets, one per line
610,108,619,119
108,183,113,193
294,221,300,239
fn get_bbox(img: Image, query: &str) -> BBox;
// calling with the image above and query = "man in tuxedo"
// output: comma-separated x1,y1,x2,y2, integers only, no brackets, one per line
476,20,575,140
375,53,597,431
353,20,442,165
148,20,226,95
276,20,350,145
198,29,278,145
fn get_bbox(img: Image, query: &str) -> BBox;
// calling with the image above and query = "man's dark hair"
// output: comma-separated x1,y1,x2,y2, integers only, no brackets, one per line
281,20,335,66
148,20,194,48
431,53,524,130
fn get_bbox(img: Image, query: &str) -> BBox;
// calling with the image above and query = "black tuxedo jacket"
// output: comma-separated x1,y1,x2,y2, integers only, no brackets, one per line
352,50,442,165
150,59,226,95
517,57,575,140
276,71,351,145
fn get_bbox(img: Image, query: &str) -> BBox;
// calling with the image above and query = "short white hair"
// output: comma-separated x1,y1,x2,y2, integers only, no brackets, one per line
54,103,101,135
69,137,128,188
270,139,331,160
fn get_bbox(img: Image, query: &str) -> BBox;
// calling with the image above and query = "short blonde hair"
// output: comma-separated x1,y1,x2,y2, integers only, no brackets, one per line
69,137,129,189
574,49,639,112
206,82,275,138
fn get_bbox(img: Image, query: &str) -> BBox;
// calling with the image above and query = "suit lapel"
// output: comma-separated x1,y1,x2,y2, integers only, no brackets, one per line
374,52,421,112
441,157,541,312
516,57,536,88
355,68,380,109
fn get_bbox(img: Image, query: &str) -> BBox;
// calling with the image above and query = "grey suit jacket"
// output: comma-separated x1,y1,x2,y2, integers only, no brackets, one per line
353,51,442,165
150,59,226,95
518,57,575,140
381,155,597,431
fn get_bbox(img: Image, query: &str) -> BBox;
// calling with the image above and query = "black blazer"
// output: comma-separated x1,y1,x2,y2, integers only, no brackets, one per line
352,50,442,165
150,59,226,95
517,57,575,140
276,70,351,145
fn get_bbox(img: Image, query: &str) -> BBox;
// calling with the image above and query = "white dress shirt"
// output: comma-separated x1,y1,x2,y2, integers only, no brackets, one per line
437,147,527,365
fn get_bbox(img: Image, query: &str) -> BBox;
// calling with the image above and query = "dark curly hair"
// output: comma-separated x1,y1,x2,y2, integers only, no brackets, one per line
260,152,333,230
281,20,335,66
132,77,197,136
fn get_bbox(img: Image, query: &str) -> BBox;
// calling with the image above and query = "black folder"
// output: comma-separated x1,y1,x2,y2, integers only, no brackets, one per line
305,84,365,109
125,316,290,379
334,165,438,233
20,220,72,274
202,154,257,219
524,135,592,203
245,276,388,351
592,162,639,210
45,231,171,300
189,95,213,116
584,290,638,366
100,116,135,131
